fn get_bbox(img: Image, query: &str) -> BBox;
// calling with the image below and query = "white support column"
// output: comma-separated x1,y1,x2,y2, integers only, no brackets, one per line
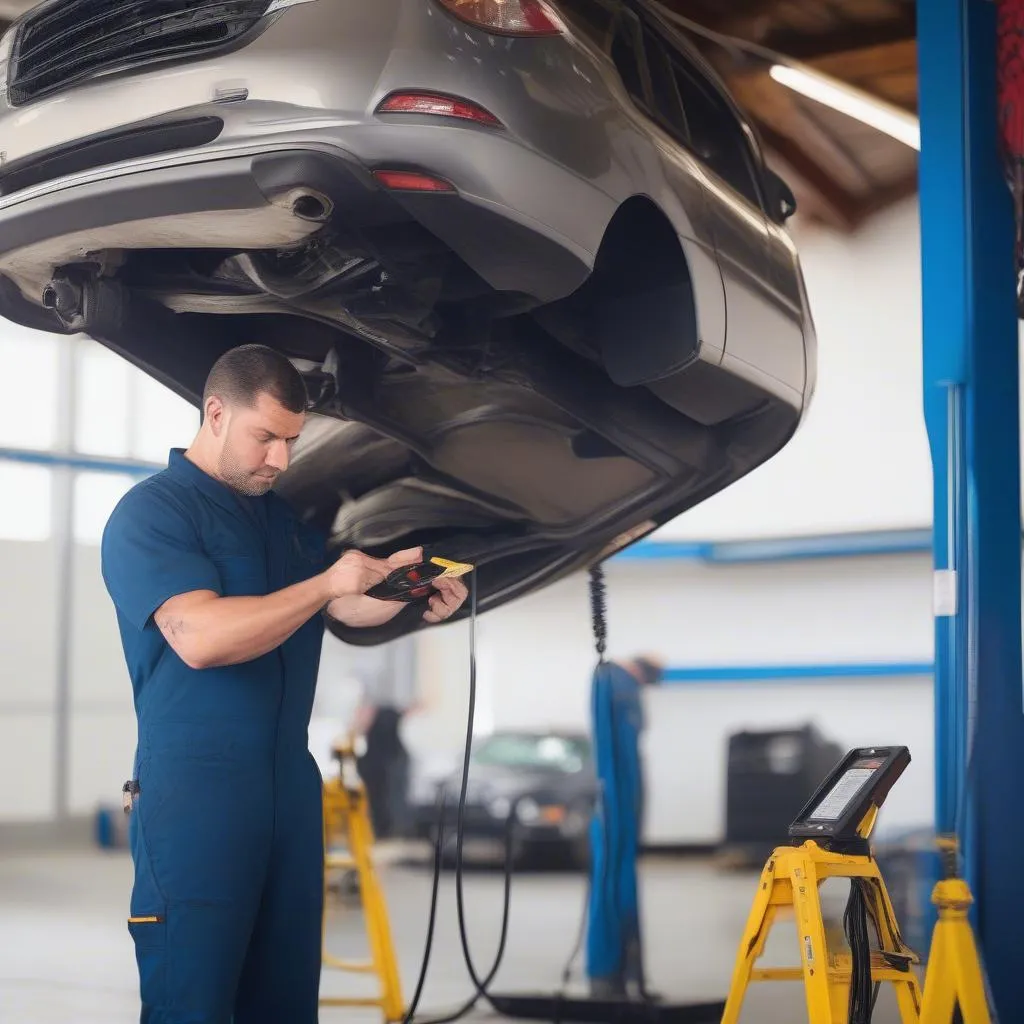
52,334,77,820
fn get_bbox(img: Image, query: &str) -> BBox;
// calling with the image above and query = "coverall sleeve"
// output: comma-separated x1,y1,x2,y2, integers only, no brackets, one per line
101,483,222,632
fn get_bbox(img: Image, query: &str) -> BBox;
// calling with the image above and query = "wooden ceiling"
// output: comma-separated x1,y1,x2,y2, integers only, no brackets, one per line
659,0,919,230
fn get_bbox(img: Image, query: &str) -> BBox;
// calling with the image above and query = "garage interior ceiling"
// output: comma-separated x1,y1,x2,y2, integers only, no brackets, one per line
0,0,918,232
661,0,918,230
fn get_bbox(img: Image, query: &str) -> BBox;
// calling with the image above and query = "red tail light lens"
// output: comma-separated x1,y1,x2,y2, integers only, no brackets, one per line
435,0,563,37
373,170,456,193
377,92,503,128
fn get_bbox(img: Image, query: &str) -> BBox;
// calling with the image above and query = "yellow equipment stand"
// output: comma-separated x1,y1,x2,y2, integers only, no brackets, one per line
320,740,405,1022
721,824,993,1024
719,836,922,1024
917,839,992,1024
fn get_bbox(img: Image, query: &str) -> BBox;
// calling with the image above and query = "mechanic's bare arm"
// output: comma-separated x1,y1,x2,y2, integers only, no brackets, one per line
155,550,399,669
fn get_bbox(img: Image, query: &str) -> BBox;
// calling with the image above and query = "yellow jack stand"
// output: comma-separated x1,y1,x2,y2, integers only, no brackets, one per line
917,840,992,1024
320,741,405,1022
720,838,923,1024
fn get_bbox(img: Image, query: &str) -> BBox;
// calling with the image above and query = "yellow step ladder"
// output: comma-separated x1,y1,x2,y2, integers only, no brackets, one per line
721,832,993,1024
320,741,405,1022
720,838,923,1024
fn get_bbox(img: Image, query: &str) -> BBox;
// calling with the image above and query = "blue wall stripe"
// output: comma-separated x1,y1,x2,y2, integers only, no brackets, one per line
0,447,163,477
615,529,934,564
0,448,973,566
663,662,934,684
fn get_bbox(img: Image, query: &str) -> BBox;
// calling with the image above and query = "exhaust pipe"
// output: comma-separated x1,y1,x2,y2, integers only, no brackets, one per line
41,270,231,405
41,274,85,330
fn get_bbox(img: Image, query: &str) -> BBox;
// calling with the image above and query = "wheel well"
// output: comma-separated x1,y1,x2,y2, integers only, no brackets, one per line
593,195,693,290
589,195,700,388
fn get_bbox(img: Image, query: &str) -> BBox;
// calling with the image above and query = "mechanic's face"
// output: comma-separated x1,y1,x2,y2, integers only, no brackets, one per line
208,391,305,496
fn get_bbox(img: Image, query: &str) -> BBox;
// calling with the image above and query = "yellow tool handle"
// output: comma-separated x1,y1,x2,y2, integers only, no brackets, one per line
429,557,474,579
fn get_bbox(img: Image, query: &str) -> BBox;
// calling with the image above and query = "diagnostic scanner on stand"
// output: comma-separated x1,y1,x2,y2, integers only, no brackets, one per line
788,745,911,854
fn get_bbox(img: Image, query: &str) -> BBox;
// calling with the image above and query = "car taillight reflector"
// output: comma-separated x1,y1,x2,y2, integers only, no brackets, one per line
435,0,563,37
373,170,456,192
377,92,503,128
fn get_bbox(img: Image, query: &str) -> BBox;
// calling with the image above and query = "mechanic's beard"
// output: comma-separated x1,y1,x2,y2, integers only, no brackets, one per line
217,447,276,497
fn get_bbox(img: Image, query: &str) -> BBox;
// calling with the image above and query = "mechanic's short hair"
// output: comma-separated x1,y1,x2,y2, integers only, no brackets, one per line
202,344,307,416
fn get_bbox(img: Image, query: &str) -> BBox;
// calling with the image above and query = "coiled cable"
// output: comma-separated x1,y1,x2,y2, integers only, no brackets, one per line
590,564,608,663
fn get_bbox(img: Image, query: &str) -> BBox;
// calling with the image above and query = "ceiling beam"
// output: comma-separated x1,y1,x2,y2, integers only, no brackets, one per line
753,11,917,63
658,0,916,63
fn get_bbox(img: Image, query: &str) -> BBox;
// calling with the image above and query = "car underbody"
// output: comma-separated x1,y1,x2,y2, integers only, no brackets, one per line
0,140,801,645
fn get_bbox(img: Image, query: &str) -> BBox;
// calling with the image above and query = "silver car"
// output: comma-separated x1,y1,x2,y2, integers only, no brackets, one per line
0,0,816,643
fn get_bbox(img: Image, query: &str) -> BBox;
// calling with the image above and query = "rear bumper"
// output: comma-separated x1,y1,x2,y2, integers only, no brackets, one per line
0,140,593,307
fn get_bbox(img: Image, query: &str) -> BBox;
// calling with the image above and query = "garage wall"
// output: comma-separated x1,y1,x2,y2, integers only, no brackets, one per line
0,538,60,821
660,195,935,542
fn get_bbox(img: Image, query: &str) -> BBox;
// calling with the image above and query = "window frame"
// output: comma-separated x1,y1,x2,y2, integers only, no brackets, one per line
633,9,773,213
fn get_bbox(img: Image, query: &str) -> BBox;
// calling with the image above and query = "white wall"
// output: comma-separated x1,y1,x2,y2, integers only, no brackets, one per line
659,196,935,541
642,678,933,844
0,540,59,821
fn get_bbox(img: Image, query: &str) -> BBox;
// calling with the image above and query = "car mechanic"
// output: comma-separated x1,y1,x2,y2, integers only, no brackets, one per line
100,344,469,1023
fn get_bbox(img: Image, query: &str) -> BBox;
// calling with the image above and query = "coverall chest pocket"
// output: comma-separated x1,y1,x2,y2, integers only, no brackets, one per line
209,553,267,597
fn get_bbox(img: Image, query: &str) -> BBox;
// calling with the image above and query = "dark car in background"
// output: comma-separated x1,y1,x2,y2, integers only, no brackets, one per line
409,729,596,869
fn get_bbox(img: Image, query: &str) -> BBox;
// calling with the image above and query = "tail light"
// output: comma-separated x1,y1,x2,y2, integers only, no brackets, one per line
377,91,503,128
435,0,563,37
373,170,456,192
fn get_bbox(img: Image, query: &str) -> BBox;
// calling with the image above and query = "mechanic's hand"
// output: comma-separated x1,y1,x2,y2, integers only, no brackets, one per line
423,575,469,624
325,547,425,628
325,549,391,599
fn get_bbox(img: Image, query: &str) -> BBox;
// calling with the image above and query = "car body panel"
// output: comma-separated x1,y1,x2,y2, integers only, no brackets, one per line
0,0,816,643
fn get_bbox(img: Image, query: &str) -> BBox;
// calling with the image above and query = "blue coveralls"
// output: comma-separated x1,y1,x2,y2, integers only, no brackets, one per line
101,448,329,1023
585,661,645,994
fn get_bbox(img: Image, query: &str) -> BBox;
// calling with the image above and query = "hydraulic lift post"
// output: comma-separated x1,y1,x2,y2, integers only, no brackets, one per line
918,1,1024,1019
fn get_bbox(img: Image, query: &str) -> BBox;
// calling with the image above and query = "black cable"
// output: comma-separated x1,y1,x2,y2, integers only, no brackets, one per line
400,787,453,1024
398,570,518,1024
557,566,615,987
556,565,611,997
589,563,608,663
844,878,875,1024
420,573,519,1024
404,561,639,1024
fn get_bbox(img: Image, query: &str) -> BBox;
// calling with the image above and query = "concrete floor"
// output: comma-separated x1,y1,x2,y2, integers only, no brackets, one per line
0,844,910,1023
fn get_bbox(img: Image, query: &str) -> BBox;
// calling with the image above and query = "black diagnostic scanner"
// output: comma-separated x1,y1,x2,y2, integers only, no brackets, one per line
366,557,474,603
788,745,911,853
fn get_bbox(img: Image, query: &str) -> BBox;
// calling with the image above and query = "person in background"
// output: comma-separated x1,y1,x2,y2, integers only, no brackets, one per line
586,652,665,999
351,643,420,841
613,653,665,835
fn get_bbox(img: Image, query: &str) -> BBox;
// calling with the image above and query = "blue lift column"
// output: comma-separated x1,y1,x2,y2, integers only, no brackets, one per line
918,1,1024,1018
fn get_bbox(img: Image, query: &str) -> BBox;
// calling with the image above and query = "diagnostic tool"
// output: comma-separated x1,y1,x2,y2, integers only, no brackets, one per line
366,556,474,603
788,745,910,853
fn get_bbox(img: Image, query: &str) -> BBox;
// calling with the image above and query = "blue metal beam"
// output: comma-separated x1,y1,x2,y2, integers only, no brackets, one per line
919,1,1024,1017
662,662,932,684
0,446,161,477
